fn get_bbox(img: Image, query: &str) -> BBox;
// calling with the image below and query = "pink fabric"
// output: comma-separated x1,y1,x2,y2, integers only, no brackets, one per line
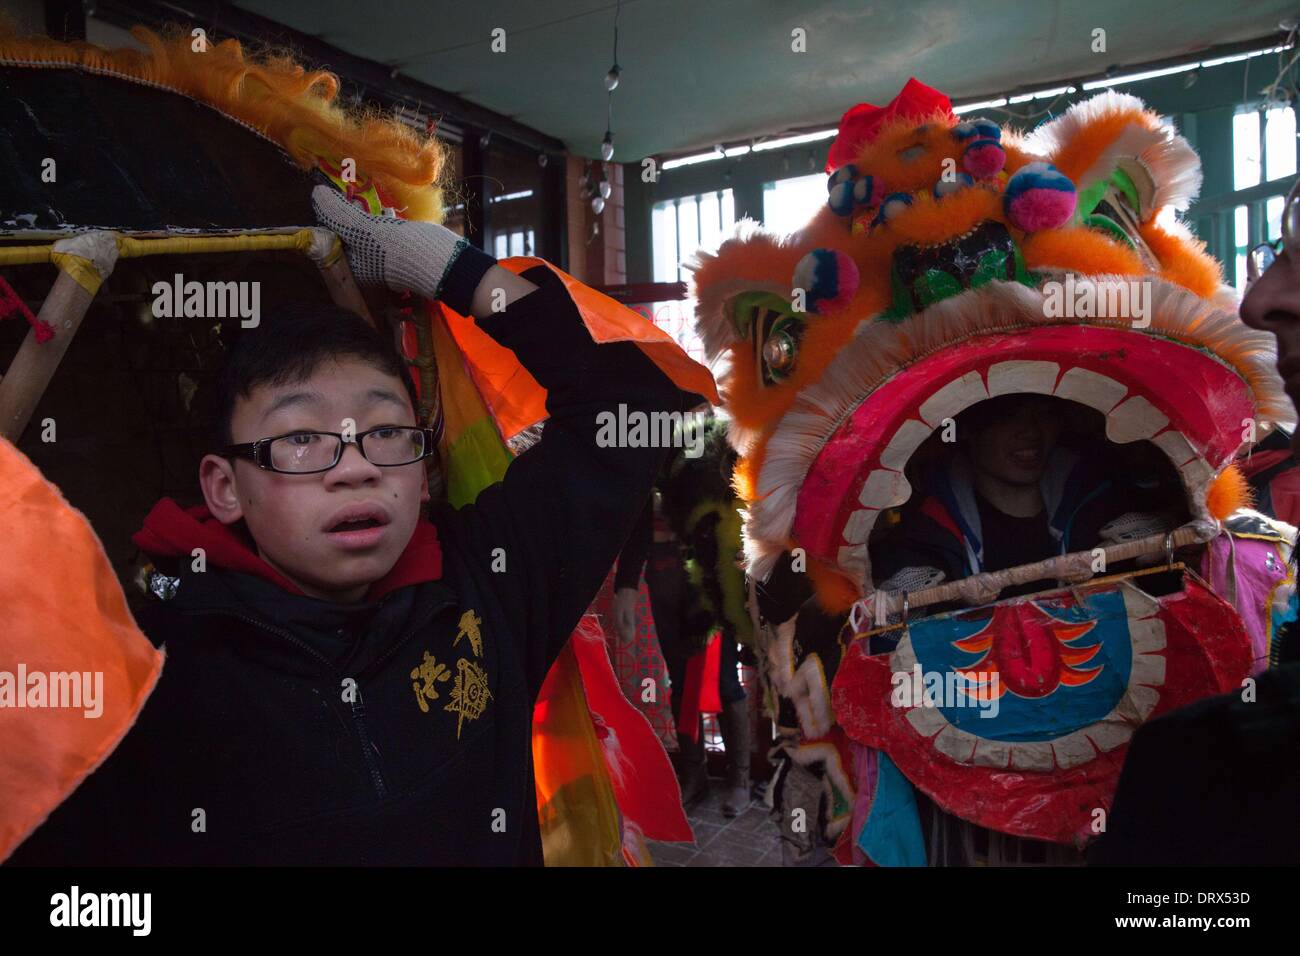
849,743,879,867
590,567,677,749
1200,535,1290,674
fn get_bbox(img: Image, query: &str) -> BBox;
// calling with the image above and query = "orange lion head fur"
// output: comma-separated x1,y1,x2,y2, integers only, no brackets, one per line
691,84,1288,614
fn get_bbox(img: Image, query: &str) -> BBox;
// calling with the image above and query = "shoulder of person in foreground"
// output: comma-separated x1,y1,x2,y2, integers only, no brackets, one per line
1087,661,1300,865
436,265,706,686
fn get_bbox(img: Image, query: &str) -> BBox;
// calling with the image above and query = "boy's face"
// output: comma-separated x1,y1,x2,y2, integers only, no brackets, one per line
199,357,430,603
969,396,1061,487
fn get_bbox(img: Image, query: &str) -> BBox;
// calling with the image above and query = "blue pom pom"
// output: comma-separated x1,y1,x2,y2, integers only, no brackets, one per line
953,118,1001,142
871,192,913,226
828,181,855,216
792,249,859,313
827,164,858,192
852,174,877,206
1003,161,1075,200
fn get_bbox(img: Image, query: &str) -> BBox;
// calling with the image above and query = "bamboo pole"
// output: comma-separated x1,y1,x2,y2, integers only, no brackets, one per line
870,523,1214,618
317,252,375,328
0,270,96,441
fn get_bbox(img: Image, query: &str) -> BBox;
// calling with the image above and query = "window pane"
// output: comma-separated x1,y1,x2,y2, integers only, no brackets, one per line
699,191,722,255
651,201,678,283
1235,204,1249,289
1266,106,1297,181
762,172,825,234
1234,111,1261,191
494,234,508,259
650,188,738,283
509,231,524,257
482,136,556,260
1267,195,1285,242
677,195,700,280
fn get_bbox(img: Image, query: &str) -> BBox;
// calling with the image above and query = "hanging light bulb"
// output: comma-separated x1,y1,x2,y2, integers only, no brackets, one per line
605,65,621,91
599,179,612,199
600,130,615,162
592,196,606,214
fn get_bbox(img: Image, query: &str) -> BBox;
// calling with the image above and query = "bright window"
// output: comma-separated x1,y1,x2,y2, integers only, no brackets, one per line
1267,194,1286,241
1234,111,1261,191
1234,204,1249,290
762,173,826,234
492,229,534,259
650,189,736,282
1266,106,1297,182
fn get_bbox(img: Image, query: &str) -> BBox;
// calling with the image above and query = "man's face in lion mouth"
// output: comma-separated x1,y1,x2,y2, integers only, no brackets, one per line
965,395,1061,490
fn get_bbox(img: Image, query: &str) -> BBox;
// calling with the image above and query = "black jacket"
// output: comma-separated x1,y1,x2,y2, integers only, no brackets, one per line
8,266,701,866
1087,662,1300,865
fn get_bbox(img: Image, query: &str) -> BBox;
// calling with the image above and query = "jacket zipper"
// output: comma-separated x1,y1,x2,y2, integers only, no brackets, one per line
189,609,393,799
187,595,457,801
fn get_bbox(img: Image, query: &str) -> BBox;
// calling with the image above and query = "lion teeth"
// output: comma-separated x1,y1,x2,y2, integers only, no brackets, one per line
1105,394,1169,443
1178,456,1214,499
987,360,1060,397
1151,429,1197,467
1083,720,1134,754
843,508,879,545
879,418,931,471
1052,366,1127,413
1127,616,1166,653
858,468,909,509
918,371,988,427
1051,732,1098,770
1009,744,1055,772
905,703,946,738
1130,652,1167,686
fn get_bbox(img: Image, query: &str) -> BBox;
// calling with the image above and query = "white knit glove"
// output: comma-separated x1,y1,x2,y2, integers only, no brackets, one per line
311,184,495,315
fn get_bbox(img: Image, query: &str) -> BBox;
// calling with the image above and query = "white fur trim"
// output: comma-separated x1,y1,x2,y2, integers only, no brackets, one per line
1025,91,1202,217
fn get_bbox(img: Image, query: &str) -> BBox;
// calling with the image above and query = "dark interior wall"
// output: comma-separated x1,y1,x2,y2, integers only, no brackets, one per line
0,252,337,587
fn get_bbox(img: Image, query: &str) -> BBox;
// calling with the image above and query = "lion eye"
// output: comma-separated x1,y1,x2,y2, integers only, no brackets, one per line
763,332,796,372
759,313,803,384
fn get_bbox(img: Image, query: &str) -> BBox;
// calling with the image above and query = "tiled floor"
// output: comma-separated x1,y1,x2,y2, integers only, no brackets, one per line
647,779,783,867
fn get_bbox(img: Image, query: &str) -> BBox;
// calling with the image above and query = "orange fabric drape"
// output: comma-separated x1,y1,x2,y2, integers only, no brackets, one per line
0,437,163,862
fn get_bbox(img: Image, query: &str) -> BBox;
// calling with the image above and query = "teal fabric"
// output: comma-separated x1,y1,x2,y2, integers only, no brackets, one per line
858,752,926,866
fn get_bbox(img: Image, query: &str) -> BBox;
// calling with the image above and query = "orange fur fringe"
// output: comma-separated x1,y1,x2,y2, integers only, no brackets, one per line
0,23,447,222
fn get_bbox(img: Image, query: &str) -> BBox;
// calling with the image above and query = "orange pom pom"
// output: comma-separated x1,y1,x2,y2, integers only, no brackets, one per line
1206,463,1254,522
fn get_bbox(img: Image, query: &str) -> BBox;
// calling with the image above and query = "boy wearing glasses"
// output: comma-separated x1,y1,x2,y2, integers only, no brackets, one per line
7,186,703,866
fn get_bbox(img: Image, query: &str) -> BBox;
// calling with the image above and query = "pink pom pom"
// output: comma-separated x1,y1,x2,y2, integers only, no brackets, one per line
962,141,1005,179
1006,188,1076,232
819,252,860,313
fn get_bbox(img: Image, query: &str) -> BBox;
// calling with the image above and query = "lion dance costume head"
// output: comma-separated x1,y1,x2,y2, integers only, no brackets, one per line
691,79,1294,863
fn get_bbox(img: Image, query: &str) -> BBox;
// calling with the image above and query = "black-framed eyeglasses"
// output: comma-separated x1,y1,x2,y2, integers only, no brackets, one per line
221,425,440,475
1247,176,1300,284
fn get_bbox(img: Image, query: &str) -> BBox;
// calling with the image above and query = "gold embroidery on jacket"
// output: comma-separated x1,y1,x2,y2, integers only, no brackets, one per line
445,658,492,738
454,609,484,657
410,651,451,713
